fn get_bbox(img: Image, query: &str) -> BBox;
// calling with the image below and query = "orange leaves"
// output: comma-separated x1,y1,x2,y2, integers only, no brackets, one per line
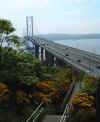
39,92,51,98
63,80,71,93
40,93,52,104
36,81,58,94
42,97,52,103
35,81,60,103
35,79,72,103
0,82,34,105
0,66,73,105
16,90,30,104
72,92,96,119
36,81,54,91
0,82,9,102
80,103,91,108
32,92,52,104
89,96,94,101
72,92,94,108
0,82,8,89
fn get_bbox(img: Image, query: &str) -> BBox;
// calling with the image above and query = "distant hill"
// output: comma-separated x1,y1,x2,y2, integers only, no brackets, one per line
36,34,100,40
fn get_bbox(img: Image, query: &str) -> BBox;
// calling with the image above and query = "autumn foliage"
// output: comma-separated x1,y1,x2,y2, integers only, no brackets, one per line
0,78,71,105
83,75,98,94
33,79,71,104
16,90,30,104
0,82,9,102
72,92,94,108
72,92,96,122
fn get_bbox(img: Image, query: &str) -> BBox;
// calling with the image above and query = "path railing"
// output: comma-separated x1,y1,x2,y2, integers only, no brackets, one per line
61,80,76,113
26,102,44,122
59,103,73,122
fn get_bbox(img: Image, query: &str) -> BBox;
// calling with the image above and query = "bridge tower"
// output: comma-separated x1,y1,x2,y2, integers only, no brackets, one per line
25,16,46,60
25,17,65,66
25,16,35,53
26,16,34,38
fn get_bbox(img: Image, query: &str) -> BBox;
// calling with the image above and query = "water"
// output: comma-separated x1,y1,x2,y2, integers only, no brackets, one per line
54,39,100,55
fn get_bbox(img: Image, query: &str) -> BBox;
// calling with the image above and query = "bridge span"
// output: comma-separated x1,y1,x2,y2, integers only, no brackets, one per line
26,37,100,77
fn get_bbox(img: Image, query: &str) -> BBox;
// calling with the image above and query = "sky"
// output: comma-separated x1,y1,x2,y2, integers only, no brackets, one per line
0,0,100,36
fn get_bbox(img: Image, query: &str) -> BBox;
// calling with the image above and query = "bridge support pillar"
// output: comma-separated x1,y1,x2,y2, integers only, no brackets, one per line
35,44,39,58
41,47,44,61
45,50,54,66
45,50,49,65
55,58,65,66
49,53,54,66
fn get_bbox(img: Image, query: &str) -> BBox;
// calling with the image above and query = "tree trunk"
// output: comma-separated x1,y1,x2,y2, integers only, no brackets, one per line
96,79,100,121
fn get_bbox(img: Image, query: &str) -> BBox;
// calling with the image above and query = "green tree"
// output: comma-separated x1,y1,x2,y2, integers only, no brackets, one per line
0,19,23,47
81,75,98,95
0,19,24,68
0,19,15,46
0,47,41,85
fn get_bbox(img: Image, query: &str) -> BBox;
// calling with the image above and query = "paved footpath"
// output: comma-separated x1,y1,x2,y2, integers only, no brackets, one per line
69,82,80,103
42,115,61,122
69,74,86,103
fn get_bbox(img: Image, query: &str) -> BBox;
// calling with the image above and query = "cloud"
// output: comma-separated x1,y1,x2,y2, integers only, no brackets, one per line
1,0,51,9
43,19,100,34
0,0,99,35
14,0,50,8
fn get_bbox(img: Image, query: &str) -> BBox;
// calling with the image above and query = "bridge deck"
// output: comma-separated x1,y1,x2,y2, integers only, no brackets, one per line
32,37,100,77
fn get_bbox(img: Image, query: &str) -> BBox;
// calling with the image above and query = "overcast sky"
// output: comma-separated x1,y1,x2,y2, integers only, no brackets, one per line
0,0,100,36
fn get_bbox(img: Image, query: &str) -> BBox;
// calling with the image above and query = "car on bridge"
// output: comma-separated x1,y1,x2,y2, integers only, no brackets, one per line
96,65,100,69
65,53,69,56
77,59,81,63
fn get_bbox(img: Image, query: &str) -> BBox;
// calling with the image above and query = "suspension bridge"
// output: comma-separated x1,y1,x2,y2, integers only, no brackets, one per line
25,16,99,122
26,36,100,77
25,16,100,77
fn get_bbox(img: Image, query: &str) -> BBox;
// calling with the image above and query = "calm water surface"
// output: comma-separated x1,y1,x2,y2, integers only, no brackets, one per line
54,39,100,55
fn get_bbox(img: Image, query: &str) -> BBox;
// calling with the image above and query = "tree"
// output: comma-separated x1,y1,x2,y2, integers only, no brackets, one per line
0,19,23,48
0,19,15,46
0,19,24,70
0,19,15,34
72,92,96,122
96,79,100,121
82,75,98,95
0,47,42,85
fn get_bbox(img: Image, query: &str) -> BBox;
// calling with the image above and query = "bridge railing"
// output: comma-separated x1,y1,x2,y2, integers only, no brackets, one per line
28,37,100,76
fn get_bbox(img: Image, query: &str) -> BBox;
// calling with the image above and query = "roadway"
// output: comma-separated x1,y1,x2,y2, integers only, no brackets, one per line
32,37,100,77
